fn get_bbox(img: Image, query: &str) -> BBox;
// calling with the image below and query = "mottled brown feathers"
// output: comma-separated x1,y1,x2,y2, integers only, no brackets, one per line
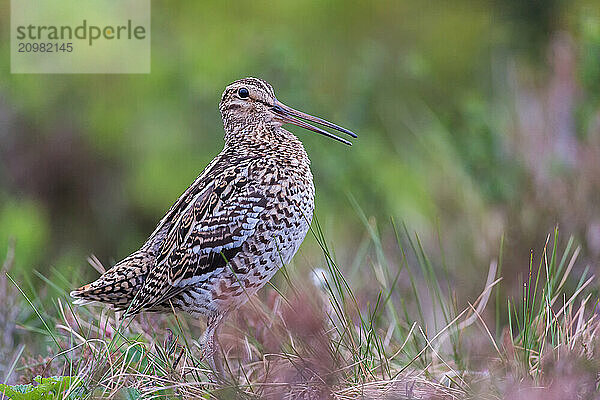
71,77,315,319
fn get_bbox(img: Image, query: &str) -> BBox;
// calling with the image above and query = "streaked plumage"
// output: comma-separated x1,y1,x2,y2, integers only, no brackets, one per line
71,77,356,374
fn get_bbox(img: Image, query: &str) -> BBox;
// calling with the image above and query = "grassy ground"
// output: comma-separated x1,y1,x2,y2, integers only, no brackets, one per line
1,3,599,399
1,222,598,399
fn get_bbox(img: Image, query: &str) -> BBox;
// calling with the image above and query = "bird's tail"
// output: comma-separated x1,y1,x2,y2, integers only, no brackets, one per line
70,251,152,311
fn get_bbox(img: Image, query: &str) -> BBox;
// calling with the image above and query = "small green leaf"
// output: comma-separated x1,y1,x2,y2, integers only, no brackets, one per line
0,376,81,400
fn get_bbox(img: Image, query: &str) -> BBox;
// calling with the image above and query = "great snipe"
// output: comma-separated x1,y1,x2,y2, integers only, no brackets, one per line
71,77,356,375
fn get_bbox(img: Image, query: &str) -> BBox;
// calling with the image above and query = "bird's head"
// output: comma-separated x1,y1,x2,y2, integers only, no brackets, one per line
219,77,356,146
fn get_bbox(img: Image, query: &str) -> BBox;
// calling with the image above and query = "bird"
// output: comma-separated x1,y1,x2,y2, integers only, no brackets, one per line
70,77,356,375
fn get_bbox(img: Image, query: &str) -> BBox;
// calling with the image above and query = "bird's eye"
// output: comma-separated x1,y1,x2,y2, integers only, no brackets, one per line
238,87,249,99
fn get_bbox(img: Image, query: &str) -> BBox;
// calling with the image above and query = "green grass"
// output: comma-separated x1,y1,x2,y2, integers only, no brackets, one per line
1,224,598,399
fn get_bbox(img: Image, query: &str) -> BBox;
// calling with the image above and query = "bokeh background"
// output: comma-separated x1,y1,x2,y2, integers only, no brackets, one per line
0,0,599,320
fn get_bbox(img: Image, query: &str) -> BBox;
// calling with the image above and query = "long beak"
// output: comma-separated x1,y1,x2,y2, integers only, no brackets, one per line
271,100,357,146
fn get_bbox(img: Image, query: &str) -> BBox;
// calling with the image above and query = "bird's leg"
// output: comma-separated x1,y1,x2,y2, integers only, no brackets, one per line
201,312,226,380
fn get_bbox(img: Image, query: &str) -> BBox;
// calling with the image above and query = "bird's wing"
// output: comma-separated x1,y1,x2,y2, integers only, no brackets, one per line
128,164,268,313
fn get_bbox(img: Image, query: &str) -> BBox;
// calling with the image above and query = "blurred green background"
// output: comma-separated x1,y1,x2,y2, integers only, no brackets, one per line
1,0,599,297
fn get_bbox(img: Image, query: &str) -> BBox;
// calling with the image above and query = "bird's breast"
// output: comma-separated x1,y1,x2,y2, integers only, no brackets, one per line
167,156,315,315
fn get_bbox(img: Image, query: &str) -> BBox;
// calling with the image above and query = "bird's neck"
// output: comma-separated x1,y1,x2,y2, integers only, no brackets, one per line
224,123,308,162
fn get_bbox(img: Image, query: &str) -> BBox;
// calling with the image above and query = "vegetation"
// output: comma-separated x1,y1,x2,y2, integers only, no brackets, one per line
1,225,599,399
1,1,600,398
